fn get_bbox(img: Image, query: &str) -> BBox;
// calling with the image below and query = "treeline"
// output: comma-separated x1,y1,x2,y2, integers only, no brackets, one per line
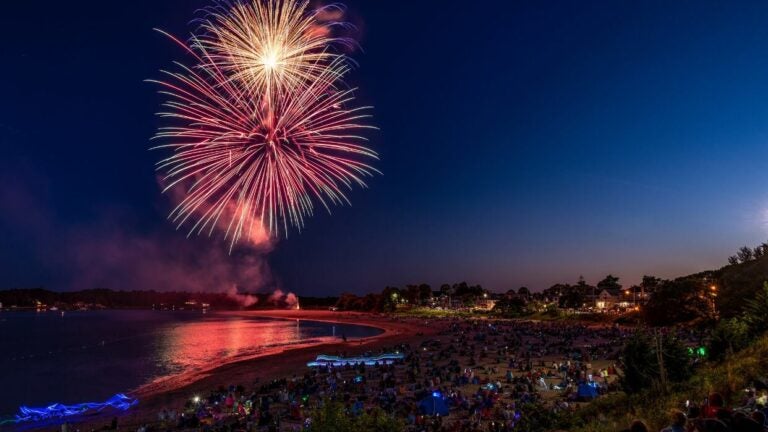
0,288,242,309
0,288,338,310
334,282,487,312
647,239,768,326
584,239,768,327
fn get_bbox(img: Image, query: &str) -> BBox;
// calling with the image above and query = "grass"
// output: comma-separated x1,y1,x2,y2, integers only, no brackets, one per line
393,306,624,325
565,333,768,431
392,307,484,319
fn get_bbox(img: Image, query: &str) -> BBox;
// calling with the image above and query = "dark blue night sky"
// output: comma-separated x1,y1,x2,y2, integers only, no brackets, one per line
2,1,768,295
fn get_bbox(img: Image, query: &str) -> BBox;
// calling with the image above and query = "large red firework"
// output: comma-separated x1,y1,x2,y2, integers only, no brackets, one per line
150,0,377,247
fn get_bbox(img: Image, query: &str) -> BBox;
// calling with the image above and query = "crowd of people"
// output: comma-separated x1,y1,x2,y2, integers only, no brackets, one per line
63,317,764,432
622,390,768,432
120,318,633,431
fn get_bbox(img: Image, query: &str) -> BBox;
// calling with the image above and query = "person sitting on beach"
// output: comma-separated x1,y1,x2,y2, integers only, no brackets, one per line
618,419,649,432
702,393,727,418
660,410,687,432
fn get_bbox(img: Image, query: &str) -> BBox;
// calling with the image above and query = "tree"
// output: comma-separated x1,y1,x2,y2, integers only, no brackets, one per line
418,283,432,305
493,297,528,317
742,281,768,336
620,333,658,394
640,275,661,293
404,284,420,304
728,255,739,266
597,274,622,291
453,282,484,306
644,278,711,326
738,246,754,263
620,332,692,394
517,286,531,299
336,293,361,311
709,317,750,361
662,334,694,384
543,283,569,300
380,287,401,312
361,293,380,311
559,288,585,309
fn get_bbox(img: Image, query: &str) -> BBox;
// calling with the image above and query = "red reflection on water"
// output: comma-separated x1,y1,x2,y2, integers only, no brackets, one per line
157,318,303,372
134,317,337,396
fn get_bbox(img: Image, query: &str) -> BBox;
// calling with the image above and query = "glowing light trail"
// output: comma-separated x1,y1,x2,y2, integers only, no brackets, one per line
8,394,138,424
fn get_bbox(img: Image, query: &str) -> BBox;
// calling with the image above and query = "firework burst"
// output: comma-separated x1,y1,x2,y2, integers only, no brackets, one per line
150,0,377,248
195,0,353,102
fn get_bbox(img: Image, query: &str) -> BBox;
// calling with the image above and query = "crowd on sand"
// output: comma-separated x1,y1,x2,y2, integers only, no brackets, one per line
61,317,768,432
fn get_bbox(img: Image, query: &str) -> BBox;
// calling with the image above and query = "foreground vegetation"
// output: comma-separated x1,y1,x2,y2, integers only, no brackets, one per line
561,331,768,431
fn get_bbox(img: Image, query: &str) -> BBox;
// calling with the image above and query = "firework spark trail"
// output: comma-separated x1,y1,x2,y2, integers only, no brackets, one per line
195,0,354,105
151,0,377,248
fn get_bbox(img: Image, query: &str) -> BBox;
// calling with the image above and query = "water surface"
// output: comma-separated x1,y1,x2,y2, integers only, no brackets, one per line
0,310,381,415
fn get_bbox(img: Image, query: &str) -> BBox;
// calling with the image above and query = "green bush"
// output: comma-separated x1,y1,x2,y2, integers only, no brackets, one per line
620,332,692,394
743,282,768,335
709,317,750,361
307,401,404,432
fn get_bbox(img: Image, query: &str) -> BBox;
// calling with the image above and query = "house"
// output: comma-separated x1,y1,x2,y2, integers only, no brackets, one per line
594,289,619,310
594,288,635,310
474,297,497,311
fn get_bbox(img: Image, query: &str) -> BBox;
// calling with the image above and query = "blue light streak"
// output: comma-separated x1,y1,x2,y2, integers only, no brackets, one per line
11,393,137,423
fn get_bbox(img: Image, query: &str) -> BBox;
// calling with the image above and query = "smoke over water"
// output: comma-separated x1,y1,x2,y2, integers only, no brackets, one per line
227,286,259,307
269,289,299,309
0,173,297,307
65,222,273,293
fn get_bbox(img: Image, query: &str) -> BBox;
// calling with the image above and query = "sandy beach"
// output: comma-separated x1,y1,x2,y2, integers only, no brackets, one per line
64,310,444,431
13,311,639,432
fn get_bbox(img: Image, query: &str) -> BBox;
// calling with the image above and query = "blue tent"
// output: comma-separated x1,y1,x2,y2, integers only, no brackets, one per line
419,395,449,416
577,382,598,400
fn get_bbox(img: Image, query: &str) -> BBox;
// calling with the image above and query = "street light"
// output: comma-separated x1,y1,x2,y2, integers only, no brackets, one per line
624,289,637,307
